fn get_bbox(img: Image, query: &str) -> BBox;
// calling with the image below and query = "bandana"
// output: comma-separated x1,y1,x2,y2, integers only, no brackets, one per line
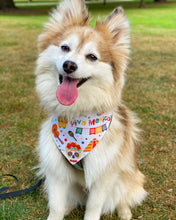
51,112,112,166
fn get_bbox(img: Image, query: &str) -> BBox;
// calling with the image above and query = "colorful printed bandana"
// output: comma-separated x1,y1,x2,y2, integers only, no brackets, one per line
51,112,112,165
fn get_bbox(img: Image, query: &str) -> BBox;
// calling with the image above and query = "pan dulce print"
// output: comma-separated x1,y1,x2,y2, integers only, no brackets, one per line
51,113,112,164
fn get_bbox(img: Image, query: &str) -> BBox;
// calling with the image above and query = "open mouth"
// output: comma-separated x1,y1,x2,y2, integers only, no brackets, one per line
59,74,90,88
56,75,90,106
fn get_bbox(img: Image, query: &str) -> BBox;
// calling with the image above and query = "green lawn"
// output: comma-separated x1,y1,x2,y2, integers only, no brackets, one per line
0,2,176,220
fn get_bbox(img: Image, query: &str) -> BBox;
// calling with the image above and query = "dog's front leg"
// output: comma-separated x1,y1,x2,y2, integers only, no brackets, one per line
46,174,68,220
84,182,106,220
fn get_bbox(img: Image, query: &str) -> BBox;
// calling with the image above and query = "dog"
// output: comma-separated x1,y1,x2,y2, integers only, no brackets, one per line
35,0,147,219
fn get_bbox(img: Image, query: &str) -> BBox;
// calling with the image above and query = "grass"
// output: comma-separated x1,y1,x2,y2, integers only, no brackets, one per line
0,2,176,220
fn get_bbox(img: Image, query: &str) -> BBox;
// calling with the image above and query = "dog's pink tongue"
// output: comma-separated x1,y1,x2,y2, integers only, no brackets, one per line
56,77,78,106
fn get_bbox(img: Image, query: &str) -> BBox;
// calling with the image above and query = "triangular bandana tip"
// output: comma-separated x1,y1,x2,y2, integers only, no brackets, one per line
51,113,112,165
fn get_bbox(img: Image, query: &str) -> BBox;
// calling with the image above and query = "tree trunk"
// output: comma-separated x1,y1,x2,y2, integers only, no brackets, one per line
103,0,106,5
139,0,145,8
0,0,16,11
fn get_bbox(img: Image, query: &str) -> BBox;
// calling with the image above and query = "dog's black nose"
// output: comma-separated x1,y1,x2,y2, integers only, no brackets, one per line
63,60,78,74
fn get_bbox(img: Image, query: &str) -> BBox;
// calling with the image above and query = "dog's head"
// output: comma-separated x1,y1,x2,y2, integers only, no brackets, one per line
35,0,130,117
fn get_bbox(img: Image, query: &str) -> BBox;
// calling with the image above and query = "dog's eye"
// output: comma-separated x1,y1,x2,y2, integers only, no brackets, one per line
86,54,98,62
61,45,70,52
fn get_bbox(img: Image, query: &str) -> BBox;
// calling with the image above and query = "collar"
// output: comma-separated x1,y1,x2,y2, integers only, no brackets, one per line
51,112,112,170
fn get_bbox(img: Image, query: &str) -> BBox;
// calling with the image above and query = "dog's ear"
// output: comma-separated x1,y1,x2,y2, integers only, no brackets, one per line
96,7,130,79
38,0,89,52
97,7,130,48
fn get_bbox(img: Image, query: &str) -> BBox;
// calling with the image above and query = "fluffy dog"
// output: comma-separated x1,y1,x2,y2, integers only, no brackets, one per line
35,0,147,219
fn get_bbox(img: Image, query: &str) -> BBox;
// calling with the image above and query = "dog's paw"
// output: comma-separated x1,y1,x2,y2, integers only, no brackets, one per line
117,205,132,220
118,210,132,220
47,213,63,220
47,216,58,220
65,206,75,215
47,216,57,220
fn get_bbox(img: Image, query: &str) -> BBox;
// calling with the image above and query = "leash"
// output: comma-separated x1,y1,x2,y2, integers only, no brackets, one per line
0,174,45,200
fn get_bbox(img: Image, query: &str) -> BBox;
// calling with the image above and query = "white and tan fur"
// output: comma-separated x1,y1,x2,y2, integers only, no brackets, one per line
35,0,147,219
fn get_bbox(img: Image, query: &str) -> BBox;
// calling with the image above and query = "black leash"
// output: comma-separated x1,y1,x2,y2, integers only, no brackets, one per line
0,174,45,200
